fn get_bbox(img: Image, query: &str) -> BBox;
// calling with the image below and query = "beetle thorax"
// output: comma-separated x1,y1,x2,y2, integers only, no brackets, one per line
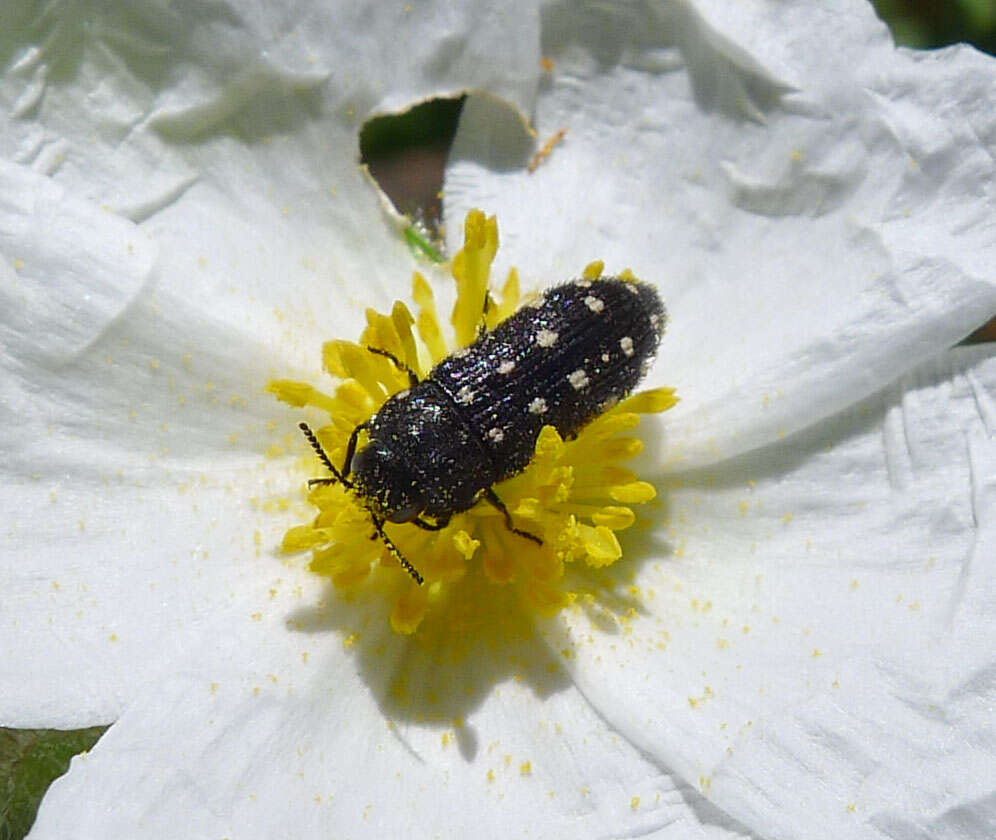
352,382,497,522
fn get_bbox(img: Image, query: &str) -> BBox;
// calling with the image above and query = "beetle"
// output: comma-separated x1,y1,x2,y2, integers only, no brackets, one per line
300,276,666,585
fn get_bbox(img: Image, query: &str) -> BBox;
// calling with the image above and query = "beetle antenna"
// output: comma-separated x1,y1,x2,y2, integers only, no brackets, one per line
372,516,425,586
299,422,351,488
299,422,423,586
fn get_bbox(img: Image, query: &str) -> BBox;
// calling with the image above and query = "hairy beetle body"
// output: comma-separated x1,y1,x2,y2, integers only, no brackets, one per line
433,277,664,477
302,277,666,584
351,383,493,522
354,277,665,521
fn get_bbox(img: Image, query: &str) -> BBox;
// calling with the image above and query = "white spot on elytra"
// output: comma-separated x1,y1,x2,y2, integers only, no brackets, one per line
456,385,474,404
487,427,504,442
498,360,515,375
584,295,604,313
601,353,610,363
625,283,640,295
535,329,558,348
650,313,660,328
528,397,548,415
568,369,590,390
620,336,635,357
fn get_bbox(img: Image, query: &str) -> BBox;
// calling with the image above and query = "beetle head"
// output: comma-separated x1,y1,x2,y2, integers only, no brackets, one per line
351,442,423,524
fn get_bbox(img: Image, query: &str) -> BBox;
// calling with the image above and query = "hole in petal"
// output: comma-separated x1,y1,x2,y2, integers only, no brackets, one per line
964,316,996,344
359,97,465,228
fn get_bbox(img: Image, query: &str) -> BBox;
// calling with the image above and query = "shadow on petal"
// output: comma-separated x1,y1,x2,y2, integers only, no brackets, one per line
285,574,573,762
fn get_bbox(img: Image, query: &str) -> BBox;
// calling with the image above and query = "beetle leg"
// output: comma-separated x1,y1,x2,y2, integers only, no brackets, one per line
482,487,543,546
365,346,420,388
341,421,370,477
477,292,492,339
412,512,452,531
371,516,425,585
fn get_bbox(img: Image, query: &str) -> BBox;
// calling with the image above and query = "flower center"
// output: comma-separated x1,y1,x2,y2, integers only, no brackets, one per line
268,210,676,634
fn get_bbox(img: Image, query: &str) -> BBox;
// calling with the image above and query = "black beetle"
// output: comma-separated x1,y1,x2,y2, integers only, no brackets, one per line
301,276,665,584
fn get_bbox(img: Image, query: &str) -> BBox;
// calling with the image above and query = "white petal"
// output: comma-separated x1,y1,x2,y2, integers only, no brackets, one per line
0,0,542,202
0,166,309,726
0,160,156,363
0,160,308,484
0,250,324,725
445,2,996,469
545,346,996,839
0,0,539,726
0,1,543,324
31,618,743,839
0,456,315,727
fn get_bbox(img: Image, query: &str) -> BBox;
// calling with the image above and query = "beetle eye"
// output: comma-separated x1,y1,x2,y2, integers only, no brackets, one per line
388,504,420,524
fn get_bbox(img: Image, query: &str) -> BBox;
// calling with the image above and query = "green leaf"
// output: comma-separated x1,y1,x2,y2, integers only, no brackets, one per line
1,727,107,840
404,224,445,263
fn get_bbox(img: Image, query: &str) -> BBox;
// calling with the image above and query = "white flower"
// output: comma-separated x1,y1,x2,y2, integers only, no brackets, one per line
2,1,995,838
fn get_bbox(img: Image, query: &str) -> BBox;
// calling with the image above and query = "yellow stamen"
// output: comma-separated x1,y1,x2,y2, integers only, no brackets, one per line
268,210,677,634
